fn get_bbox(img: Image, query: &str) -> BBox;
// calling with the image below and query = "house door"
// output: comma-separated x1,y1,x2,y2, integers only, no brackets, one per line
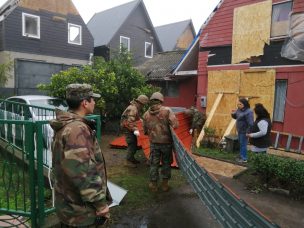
15,60,71,95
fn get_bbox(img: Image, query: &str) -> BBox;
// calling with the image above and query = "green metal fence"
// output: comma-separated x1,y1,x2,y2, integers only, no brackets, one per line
0,99,101,227
0,120,38,227
172,130,280,228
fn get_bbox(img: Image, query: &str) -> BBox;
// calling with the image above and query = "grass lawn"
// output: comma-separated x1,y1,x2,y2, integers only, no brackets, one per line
196,146,239,161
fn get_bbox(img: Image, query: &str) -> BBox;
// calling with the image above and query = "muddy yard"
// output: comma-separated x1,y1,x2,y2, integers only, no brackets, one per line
100,134,304,228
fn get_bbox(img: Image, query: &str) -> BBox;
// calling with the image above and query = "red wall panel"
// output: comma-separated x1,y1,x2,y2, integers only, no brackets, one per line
200,0,303,48
293,0,304,12
200,0,264,47
163,77,197,108
273,69,304,136
196,52,209,112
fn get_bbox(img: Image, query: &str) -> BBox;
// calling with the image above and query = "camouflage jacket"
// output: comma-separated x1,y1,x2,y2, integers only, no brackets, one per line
191,109,206,130
143,104,179,144
120,100,140,132
50,110,109,226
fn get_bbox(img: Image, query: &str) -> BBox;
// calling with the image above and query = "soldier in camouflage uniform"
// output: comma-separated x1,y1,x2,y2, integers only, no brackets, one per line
184,107,206,150
50,84,111,227
120,95,149,168
143,92,179,192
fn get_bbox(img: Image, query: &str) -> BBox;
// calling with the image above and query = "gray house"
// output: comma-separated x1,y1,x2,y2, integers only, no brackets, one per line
0,0,94,96
87,0,162,66
155,19,196,52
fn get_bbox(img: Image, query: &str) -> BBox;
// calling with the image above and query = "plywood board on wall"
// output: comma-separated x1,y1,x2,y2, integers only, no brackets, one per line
206,69,275,138
232,0,272,64
207,70,240,136
20,0,79,15
240,69,276,119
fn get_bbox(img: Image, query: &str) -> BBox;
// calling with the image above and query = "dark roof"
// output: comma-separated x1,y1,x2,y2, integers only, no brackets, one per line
136,50,185,80
87,0,141,47
155,19,195,52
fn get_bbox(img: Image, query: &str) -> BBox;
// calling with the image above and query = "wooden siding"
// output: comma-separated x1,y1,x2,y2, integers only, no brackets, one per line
200,0,301,48
273,67,304,136
163,78,197,108
0,22,3,51
293,0,304,12
3,7,93,60
109,4,161,66
197,51,209,112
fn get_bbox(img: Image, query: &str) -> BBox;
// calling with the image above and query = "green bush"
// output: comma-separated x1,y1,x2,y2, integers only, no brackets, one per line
251,154,304,198
38,52,159,119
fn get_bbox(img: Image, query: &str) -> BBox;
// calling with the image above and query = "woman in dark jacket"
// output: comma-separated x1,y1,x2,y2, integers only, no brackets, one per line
247,103,272,153
231,98,254,163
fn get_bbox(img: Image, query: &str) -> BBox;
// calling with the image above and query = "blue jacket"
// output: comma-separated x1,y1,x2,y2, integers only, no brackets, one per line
231,108,254,134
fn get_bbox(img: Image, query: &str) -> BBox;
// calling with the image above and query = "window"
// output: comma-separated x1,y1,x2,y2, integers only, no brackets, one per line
271,1,293,38
120,36,130,51
157,81,179,97
273,80,287,122
68,23,82,45
22,13,40,39
145,42,153,58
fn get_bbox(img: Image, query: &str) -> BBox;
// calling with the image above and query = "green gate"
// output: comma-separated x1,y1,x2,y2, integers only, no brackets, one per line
0,120,43,227
0,99,101,227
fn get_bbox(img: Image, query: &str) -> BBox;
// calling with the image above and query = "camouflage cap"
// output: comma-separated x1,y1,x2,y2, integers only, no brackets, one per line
66,83,101,100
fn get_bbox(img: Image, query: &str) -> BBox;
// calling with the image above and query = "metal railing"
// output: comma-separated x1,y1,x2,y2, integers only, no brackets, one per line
172,130,279,228
0,99,101,227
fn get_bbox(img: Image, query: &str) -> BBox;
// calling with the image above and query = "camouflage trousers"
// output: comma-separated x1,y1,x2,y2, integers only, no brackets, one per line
125,131,138,160
149,143,173,181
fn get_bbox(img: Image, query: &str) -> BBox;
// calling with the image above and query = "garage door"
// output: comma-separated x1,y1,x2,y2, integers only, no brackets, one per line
15,60,71,95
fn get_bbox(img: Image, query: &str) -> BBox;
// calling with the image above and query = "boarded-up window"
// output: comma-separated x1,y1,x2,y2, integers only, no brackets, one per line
232,0,272,64
273,80,287,122
271,1,293,38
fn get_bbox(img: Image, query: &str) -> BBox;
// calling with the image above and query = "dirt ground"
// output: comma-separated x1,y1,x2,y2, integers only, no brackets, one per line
100,133,304,228
102,135,304,228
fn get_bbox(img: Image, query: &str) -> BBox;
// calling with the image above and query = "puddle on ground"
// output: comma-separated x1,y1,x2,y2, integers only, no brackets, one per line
111,215,148,228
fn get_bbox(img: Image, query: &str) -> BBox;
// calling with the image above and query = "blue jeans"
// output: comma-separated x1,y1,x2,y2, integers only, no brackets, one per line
238,133,248,161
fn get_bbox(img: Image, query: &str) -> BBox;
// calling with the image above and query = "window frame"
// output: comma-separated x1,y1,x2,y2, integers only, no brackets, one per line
273,79,288,122
22,12,40,39
145,42,153,58
270,0,293,39
120,36,130,51
68,23,82,45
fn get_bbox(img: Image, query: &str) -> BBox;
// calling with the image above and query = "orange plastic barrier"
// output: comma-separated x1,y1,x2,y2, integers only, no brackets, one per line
110,112,192,167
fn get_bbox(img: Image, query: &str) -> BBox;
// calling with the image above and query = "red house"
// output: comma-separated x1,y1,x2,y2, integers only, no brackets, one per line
176,0,304,151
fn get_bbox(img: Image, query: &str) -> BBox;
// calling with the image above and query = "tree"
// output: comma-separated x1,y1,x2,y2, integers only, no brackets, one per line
0,61,13,87
38,51,159,119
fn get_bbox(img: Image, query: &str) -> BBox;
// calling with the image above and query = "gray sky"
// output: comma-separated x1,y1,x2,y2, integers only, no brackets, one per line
0,0,220,33
72,0,221,33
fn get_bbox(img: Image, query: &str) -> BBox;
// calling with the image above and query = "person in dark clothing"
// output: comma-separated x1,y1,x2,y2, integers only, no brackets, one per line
247,103,272,153
231,98,254,163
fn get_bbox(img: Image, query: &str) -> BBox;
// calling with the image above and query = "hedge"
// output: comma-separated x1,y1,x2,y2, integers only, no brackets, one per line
250,153,304,198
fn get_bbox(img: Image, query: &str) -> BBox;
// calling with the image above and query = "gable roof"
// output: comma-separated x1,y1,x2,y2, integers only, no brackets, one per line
155,19,195,52
173,1,223,75
0,0,79,21
136,50,185,80
87,0,143,47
